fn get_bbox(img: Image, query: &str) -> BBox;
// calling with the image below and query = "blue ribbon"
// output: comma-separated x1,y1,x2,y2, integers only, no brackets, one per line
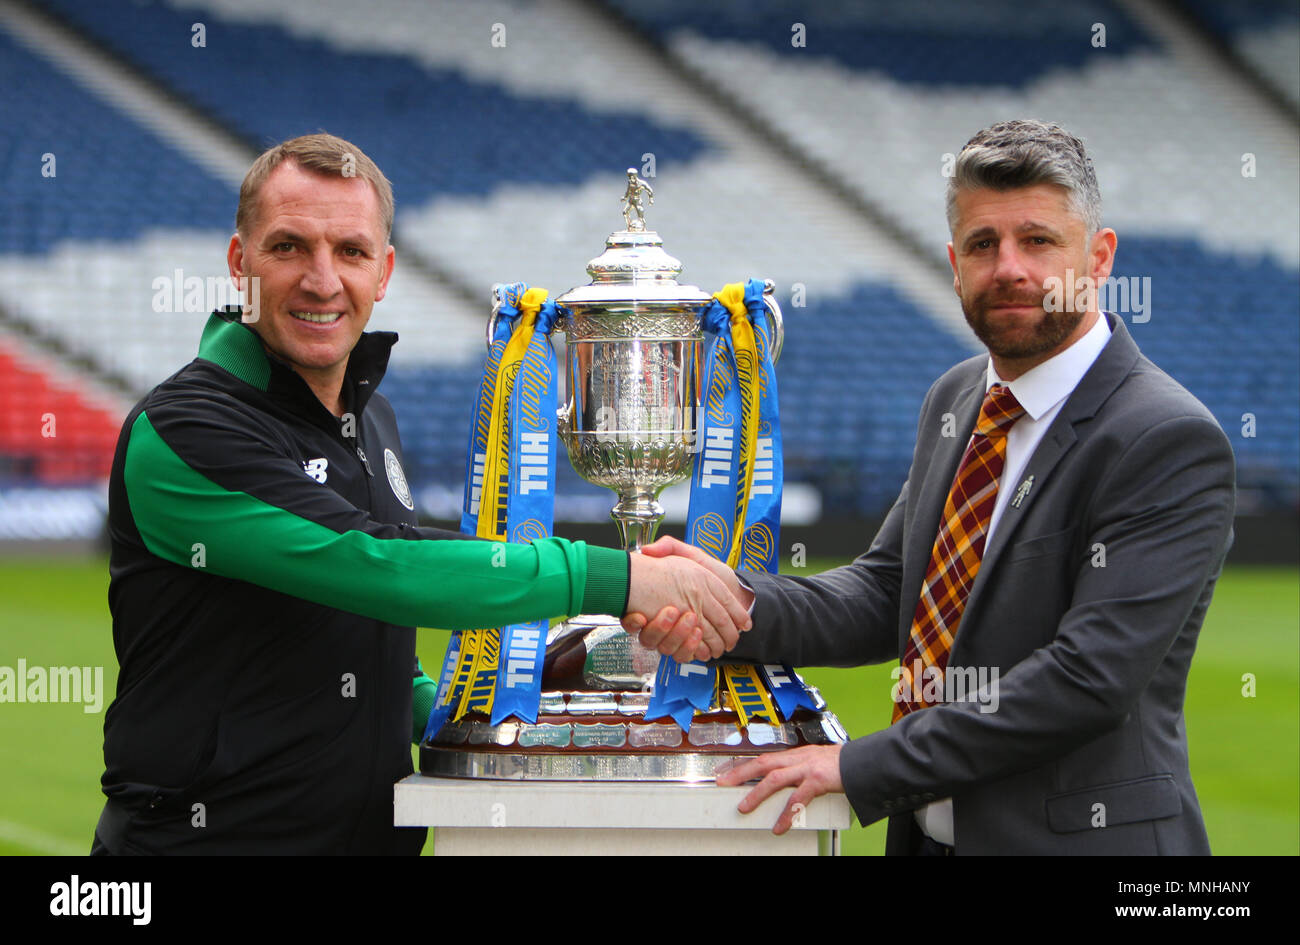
649,657,715,731
424,283,560,740
492,288,560,724
648,278,785,730
761,663,817,719
740,288,782,573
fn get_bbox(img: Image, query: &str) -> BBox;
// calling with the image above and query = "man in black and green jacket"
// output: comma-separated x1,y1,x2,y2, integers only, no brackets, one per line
94,133,749,855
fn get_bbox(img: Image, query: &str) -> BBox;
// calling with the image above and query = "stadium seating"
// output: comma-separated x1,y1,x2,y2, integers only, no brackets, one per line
605,0,1156,84
604,0,1300,509
37,0,712,205
0,340,120,486
2,0,1295,526
1181,0,1300,110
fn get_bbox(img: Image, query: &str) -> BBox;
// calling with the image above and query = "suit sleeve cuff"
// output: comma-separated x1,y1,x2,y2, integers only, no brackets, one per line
839,733,891,827
737,573,757,616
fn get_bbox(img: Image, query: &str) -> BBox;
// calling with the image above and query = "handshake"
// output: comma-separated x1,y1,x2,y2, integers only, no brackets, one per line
622,536,756,663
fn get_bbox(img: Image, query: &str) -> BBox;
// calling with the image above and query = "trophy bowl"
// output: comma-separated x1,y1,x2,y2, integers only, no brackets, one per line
556,228,710,552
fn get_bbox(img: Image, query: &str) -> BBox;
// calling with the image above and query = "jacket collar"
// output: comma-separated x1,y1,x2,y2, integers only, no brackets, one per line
986,312,1112,421
1056,311,1141,424
977,311,1139,544
196,307,397,418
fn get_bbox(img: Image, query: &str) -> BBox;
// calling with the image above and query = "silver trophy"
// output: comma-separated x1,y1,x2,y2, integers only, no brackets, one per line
545,171,782,679
564,172,788,543
420,172,845,781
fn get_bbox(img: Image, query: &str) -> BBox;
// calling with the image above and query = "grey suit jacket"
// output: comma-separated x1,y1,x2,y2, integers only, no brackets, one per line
732,314,1235,854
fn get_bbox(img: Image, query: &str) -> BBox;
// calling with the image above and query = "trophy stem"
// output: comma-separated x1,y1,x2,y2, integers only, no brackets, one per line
612,493,664,552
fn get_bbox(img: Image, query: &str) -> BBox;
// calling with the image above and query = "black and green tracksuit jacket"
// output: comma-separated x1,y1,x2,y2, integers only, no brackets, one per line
98,308,629,854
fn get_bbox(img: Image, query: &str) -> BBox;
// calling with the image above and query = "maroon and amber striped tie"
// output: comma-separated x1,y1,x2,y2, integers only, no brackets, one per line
893,384,1025,722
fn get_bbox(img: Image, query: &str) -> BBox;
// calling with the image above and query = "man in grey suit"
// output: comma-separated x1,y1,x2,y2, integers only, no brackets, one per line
627,119,1235,854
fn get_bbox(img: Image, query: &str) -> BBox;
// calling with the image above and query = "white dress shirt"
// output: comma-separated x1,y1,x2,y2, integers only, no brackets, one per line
915,313,1112,846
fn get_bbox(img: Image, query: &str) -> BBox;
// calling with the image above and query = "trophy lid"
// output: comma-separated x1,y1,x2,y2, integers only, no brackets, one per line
555,171,712,307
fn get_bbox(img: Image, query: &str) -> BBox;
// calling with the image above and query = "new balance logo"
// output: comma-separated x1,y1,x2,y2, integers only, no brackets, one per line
302,458,328,483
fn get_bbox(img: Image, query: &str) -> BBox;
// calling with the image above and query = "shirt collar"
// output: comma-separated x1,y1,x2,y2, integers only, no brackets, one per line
985,312,1113,421
196,307,398,416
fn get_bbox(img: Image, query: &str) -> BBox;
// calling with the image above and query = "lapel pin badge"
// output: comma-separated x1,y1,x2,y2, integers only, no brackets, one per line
1012,475,1034,508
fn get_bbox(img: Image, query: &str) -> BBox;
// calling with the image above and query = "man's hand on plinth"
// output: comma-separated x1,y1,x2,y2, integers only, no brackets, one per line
716,745,844,835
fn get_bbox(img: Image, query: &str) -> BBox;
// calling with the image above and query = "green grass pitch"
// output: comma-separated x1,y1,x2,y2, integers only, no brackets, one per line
0,556,1295,856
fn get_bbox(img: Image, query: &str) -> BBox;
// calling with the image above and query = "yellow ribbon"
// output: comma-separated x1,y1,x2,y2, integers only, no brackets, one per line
478,287,548,541
456,288,548,719
444,629,479,717
710,283,760,569
458,628,501,718
722,664,781,726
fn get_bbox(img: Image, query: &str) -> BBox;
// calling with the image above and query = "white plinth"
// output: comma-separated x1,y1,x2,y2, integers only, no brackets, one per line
395,775,852,855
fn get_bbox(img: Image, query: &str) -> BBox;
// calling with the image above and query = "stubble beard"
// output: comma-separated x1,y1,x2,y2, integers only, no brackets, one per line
961,288,1085,361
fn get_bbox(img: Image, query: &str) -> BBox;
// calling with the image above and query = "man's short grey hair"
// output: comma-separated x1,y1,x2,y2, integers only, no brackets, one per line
945,120,1102,237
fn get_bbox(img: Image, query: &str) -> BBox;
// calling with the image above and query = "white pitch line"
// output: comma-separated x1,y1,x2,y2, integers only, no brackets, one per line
0,819,86,856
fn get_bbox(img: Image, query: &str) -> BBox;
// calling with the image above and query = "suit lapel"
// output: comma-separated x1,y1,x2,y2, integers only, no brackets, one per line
976,425,1076,576
899,372,984,647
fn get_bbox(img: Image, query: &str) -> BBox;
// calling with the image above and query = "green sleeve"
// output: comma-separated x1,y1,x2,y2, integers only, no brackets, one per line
412,660,439,743
125,410,630,630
